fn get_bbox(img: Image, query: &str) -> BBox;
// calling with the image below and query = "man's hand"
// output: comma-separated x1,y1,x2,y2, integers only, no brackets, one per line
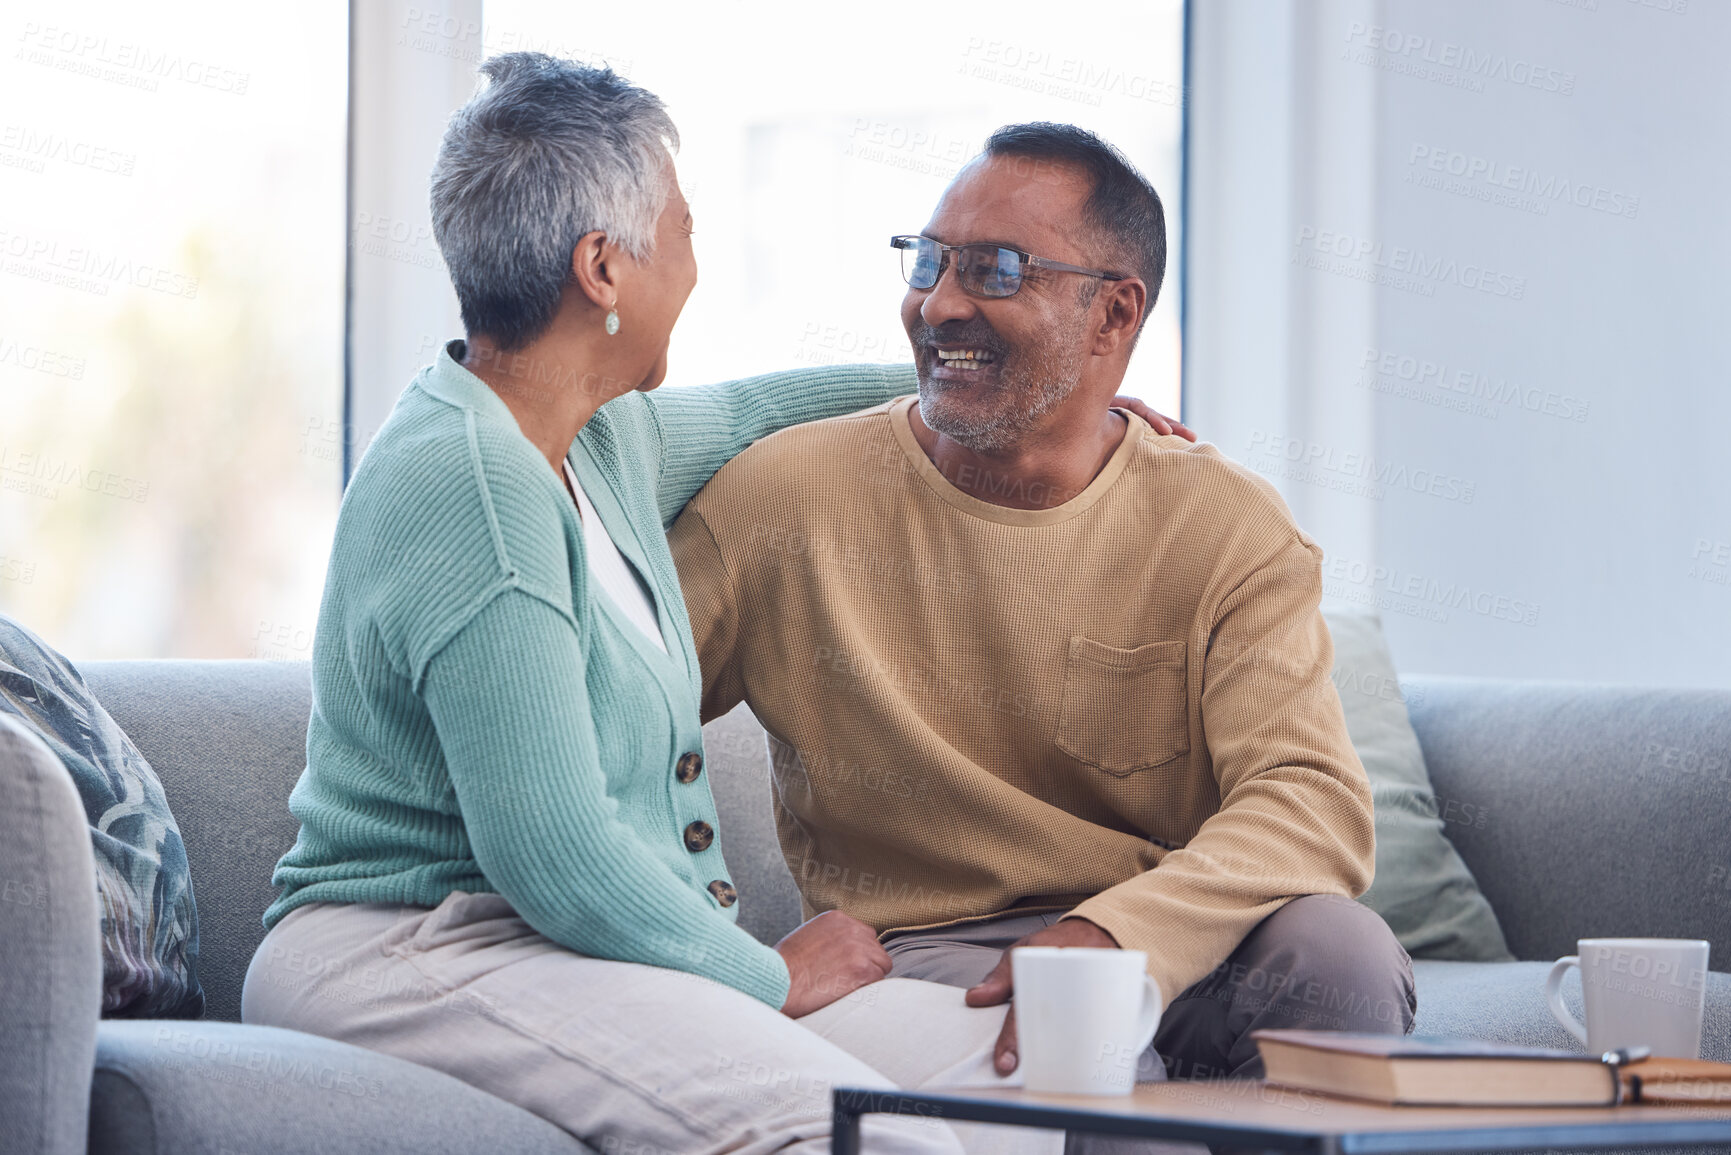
965,916,1120,1074
775,909,892,1018
1110,396,1196,442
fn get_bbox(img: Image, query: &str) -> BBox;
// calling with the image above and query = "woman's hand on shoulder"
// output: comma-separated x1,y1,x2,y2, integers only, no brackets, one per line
774,909,892,1018
1111,395,1195,441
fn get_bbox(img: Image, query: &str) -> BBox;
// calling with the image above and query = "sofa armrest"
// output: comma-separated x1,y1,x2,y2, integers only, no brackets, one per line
91,1020,594,1154
0,713,102,1155
1402,676,1731,962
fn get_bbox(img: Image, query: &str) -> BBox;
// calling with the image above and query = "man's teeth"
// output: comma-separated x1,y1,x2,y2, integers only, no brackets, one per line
935,349,995,370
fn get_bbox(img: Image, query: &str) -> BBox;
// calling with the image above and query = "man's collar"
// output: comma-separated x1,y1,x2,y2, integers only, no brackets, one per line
888,397,1147,527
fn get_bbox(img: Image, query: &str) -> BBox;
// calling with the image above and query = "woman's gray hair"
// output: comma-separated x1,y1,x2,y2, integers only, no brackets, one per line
430,52,679,351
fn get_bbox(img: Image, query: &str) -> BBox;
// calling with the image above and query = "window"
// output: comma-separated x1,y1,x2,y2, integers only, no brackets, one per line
1,2,1183,658
0,1,347,658
483,0,1185,407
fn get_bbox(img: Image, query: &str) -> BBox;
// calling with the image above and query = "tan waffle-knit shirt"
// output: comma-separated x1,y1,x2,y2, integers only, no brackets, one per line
670,396,1375,1000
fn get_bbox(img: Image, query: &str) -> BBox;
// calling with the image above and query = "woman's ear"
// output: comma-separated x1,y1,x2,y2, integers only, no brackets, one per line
567,230,616,311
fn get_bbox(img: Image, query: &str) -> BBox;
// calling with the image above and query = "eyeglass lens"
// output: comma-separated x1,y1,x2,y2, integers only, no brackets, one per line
900,238,1023,298
902,238,943,290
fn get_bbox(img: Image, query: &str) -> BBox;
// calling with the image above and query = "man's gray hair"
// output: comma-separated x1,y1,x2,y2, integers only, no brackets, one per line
430,52,679,351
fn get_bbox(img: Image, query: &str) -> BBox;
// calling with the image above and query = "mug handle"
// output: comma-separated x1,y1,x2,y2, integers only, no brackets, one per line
1545,955,1589,1046
1131,975,1164,1056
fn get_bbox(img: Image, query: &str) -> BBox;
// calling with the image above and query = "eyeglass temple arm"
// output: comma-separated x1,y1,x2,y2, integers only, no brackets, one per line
1023,254,1124,281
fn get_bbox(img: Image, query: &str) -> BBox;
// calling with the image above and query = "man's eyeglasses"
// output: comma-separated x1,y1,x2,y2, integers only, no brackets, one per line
890,234,1124,299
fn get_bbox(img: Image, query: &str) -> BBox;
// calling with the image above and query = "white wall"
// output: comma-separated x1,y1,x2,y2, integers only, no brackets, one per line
346,0,476,475
1189,0,1730,688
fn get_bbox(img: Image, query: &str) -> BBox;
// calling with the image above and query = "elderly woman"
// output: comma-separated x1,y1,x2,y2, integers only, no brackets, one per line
243,53,1184,1153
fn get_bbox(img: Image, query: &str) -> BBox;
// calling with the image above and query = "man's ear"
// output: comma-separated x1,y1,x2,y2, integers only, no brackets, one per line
568,230,617,311
1092,276,1147,357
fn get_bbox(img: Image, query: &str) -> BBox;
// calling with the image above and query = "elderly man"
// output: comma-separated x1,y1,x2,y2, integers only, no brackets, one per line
670,122,1415,1086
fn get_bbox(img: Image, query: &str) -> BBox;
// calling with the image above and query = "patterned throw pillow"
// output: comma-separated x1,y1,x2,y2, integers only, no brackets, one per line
0,616,203,1018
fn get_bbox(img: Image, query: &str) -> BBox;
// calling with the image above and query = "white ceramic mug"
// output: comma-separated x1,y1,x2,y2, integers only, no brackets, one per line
1544,937,1709,1057
1012,946,1163,1095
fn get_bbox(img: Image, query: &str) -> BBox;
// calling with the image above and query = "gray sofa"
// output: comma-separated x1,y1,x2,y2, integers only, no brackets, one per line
4,660,1731,1153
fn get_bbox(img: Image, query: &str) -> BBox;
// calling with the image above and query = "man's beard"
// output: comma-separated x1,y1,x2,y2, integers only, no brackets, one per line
911,320,1087,454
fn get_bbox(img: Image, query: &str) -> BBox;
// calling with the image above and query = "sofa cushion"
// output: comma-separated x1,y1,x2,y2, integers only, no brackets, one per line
81,660,311,1023
90,1020,592,1154
1403,676,1731,964
1325,609,1513,962
1413,960,1731,1062
0,618,203,1018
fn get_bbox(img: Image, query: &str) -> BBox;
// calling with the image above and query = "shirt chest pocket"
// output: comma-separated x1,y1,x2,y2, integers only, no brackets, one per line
1055,637,1190,777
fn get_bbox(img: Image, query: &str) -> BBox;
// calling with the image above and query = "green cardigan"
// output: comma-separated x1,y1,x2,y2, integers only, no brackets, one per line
266,342,912,1007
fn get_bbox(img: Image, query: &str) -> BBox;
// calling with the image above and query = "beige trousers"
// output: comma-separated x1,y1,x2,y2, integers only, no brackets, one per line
241,892,1061,1155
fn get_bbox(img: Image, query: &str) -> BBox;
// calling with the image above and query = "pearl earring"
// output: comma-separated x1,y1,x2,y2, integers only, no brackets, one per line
604,308,620,336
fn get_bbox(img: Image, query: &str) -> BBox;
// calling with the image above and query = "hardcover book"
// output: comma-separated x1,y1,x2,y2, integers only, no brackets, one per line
1253,1030,1731,1107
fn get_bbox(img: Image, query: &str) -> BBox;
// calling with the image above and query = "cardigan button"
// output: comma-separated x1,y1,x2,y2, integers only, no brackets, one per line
708,880,738,907
683,820,715,853
675,752,704,783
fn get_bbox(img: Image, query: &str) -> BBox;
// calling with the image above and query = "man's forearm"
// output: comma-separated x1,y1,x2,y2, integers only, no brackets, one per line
1067,770,1372,1001
1071,537,1375,999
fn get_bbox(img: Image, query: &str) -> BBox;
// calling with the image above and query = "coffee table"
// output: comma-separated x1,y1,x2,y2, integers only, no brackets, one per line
830,1081,1731,1153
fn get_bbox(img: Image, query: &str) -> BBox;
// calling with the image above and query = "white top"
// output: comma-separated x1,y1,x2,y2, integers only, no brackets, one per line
564,459,668,653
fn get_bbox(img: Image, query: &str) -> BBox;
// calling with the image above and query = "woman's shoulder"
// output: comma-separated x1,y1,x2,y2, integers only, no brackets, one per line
578,389,659,468
351,381,566,529
330,382,581,671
